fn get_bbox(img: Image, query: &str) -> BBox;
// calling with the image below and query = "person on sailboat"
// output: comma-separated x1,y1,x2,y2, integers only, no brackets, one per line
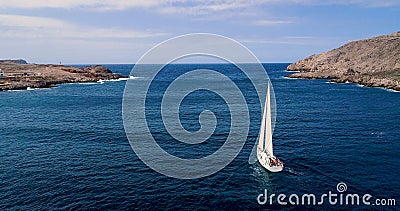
276,157,283,166
270,157,276,166
269,158,274,166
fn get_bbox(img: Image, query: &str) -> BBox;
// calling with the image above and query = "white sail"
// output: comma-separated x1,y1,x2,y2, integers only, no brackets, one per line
265,82,273,156
258,90,267,151
256,81,283,172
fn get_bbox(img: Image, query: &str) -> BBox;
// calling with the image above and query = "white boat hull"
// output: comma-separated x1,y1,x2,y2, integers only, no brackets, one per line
257,149,283,173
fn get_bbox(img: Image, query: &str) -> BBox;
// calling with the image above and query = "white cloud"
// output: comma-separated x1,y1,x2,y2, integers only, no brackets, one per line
240,38,308,45
0,14,168,39
0,0,165,10
0,14,169,63
0,37,157,64
0,14,64,28
158,0,254,15
237,35,346,50
239,36,343,45
306,0,400,7
251,20,293,26
0,0,399,11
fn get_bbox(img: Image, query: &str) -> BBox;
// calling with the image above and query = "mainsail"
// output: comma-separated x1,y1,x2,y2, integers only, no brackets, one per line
258,82,273,156
265,82,273,156
258,87,267,151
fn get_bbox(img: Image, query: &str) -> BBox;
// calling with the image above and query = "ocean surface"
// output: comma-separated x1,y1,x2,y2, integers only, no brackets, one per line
0,64,399,210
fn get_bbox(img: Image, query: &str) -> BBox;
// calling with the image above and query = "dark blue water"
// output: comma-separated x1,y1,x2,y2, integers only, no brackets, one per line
0,64,399,210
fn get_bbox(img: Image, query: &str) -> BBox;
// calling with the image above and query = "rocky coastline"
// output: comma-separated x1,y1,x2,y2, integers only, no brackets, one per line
286,32,400,91
0,61,127,91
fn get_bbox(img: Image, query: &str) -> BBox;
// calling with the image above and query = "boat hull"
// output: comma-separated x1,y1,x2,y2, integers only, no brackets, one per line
257,150,283,172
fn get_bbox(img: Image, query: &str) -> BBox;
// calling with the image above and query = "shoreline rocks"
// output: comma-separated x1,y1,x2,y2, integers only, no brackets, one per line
0,62,127,91
286,32,400,91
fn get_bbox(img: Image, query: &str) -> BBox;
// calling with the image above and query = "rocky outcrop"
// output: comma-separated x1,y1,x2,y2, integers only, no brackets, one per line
0,62,127,91
287,32,400,91
0,59,28,64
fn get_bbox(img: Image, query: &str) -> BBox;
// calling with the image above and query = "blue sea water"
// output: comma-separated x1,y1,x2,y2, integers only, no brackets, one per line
0,64,399,210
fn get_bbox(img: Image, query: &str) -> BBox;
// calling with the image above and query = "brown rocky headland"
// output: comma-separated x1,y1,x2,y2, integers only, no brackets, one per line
0,60,127,91
286,32,400,91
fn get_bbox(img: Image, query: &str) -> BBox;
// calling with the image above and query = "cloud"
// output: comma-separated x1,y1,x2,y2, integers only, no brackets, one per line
0,14,169,63
260,0,400,7
0,36,157,64
240,38,308,45
0,0,399,11
239,36,343,45
251,20,293,26
0,14,168,39
0,0,165,10
158,0,254,15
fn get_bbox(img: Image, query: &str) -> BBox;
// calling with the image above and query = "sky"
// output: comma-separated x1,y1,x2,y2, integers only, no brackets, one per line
0,0,399,64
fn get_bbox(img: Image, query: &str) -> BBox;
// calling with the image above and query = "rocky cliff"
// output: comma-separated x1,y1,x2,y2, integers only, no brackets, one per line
287,32,400,91
0,62,127,91
0,59,28,64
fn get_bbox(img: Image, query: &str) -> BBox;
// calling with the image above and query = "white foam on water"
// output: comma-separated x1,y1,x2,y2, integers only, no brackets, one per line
377,87,400,93
76,82,99,85
97,77,136,83
6,89,25,92
355,84,399,93
282,76,302,80
129,76,142,79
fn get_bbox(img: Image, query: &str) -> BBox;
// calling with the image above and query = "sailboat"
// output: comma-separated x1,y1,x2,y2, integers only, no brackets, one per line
257,82,284,172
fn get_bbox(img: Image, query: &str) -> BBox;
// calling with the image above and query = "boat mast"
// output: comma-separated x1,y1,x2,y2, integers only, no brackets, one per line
258,85,268,151
266,82,274,156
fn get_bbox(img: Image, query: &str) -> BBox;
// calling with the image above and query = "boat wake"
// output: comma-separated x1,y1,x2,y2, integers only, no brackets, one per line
284,166,304,176
97,76,141,83
98,78,126,83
